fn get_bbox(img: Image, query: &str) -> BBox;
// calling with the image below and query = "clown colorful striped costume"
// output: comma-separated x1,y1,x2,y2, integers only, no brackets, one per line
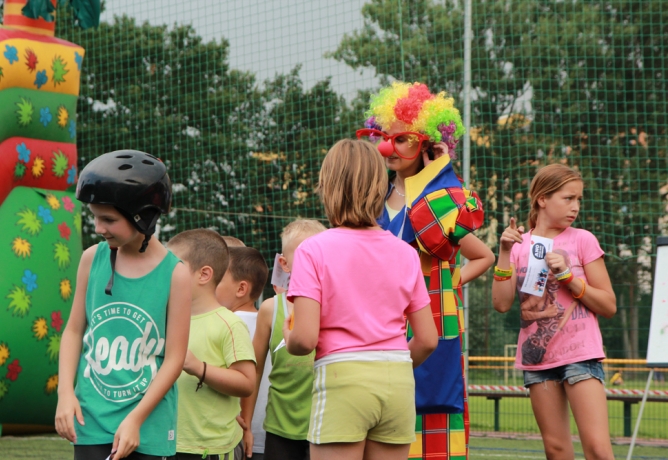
379,154,484,460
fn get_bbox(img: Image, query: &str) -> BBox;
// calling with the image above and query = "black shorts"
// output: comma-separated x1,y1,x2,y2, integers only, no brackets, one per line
74,444,174,460
264,432,309,460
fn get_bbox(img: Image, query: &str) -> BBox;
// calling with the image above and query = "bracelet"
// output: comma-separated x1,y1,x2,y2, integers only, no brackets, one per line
559,272,575,285
572,278,587,299
493,274,512,282
555,268,572,281
196,361,207,392
494,266,513,277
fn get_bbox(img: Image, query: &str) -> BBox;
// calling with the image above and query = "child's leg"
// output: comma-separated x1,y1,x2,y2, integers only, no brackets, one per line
565,379,614,460
310,441,365,460
362,439,410,460
528,381,574,459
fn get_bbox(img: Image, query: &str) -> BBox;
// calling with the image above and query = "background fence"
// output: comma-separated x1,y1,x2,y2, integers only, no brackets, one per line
18,0,666,439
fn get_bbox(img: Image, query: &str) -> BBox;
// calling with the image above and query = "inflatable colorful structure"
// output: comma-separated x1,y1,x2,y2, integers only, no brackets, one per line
0,0,97,428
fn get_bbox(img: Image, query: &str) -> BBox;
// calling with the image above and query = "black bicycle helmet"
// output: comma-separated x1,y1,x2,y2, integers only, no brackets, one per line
76,150,172,294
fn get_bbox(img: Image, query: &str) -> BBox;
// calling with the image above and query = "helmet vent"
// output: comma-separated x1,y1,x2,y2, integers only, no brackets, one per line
125,179,140,184
118,164,133,170
142,160,155,165
116,155,133,159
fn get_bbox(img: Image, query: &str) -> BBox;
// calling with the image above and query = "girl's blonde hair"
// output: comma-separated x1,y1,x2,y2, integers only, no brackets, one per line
281,219,327,252
318,139,387,228
528,164,583,229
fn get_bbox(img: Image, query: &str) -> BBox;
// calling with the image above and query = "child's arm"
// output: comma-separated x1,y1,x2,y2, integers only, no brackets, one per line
112,262,191,459
406,305,439,368
561,257,616,318
492,217,524,313
183,351,256,397
55,245,95,443
284,296,320,355
459,233,495,285
239,298,274,457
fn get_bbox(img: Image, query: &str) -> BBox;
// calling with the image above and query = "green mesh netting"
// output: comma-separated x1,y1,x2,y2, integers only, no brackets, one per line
5,0,664,437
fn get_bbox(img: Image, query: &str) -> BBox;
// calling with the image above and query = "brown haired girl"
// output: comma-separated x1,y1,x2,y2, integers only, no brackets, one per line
492,163,616,459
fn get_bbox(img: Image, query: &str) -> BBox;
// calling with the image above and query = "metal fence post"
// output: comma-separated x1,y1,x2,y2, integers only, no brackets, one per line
463,0,473,381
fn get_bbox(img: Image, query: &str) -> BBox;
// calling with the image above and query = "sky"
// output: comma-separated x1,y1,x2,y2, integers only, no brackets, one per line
101,0,379,99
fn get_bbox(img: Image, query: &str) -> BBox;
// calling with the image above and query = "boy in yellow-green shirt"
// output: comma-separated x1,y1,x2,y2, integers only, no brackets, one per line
167,230,256,460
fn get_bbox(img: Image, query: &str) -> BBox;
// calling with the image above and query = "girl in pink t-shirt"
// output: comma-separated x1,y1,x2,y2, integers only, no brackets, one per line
492,164,616,460
284,139,438,460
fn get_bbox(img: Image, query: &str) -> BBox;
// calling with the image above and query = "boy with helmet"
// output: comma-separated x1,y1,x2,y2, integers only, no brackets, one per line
55,150,191,460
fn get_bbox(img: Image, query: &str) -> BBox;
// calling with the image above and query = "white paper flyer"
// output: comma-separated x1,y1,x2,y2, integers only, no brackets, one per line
520,235,553,297
270,253,290,291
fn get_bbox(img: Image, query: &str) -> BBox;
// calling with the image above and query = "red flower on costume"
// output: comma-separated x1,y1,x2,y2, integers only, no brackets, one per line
6,359,22,381
58,222,71,240
51,311,63,332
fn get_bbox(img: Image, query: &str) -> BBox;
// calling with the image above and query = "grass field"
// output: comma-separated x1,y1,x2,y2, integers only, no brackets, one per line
469,396,667,439
0,434,666,460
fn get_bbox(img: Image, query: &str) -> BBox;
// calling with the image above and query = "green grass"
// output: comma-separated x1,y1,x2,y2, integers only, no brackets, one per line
0,434,666,460
469,396,668,439
470,436,668,459
0,435,73,459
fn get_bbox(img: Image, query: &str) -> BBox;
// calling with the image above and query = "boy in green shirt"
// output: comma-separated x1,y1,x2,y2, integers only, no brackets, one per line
168,229,256,460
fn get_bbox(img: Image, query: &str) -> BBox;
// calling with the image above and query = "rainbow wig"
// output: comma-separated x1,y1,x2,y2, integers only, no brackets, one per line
364,81,465,155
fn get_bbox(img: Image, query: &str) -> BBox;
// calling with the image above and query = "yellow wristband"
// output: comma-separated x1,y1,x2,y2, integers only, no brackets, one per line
494,266,513,277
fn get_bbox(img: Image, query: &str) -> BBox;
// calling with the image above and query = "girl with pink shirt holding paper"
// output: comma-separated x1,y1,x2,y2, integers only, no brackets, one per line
492,164,616,460
284,139,438,460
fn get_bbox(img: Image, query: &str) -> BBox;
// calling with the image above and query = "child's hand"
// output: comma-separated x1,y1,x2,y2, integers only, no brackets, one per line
182,350,203,376
545,252,568,274
500,217,524,252
55,391,84,443
282,315,292,345
242,424,254,458
235,415,255,458
112,414,141,458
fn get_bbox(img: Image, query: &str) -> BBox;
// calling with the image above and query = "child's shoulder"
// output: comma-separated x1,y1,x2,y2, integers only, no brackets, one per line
78,242,105,272
81,243,100,260
258,296,275,315
558,227,600,247
195,306,251,338
568,226,598,240
216,307,251,331
567,227,603,255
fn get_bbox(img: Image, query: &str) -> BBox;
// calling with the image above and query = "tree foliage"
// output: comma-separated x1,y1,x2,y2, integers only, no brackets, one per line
53,8,357,263
35,0,666,358
331,0,667,358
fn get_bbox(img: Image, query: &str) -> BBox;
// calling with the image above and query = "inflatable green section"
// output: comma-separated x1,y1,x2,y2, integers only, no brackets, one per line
0,88,78,145
0,186,81,425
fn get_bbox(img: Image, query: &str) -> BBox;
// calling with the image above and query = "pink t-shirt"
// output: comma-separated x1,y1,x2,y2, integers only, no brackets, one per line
288,228,431,361
510,227,606,370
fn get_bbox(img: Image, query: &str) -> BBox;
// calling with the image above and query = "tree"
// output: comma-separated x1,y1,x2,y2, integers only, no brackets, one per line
53,7,358,298
331,0,668,359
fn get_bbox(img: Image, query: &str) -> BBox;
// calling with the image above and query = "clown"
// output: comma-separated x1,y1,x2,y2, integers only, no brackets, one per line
358,82,494,460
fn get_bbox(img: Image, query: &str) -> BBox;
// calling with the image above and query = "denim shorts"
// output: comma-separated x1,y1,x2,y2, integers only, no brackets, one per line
523,359,605,388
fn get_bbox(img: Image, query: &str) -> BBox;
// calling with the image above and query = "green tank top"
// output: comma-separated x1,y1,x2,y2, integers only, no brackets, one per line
264,293,315,440
74,242,180,456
